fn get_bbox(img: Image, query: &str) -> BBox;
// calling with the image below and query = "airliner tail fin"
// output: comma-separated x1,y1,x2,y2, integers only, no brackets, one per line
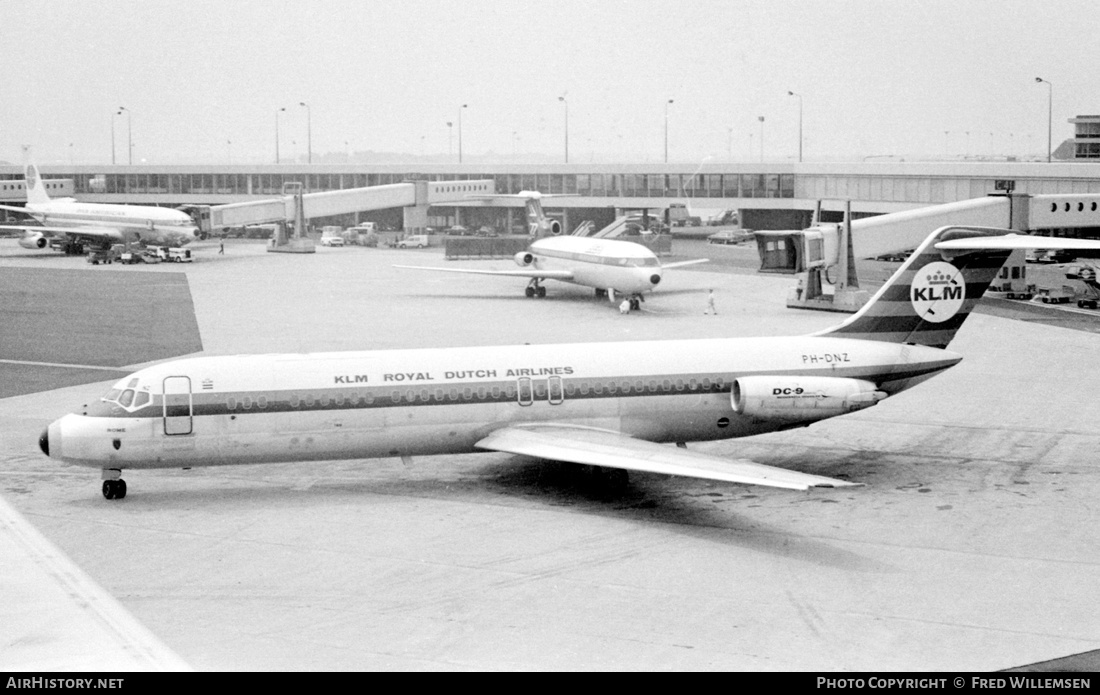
22,147,51,205
817,227,1014,348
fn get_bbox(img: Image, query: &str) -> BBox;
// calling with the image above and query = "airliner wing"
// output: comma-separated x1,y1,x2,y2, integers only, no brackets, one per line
475,423,859,490
0,224,125,244
661,259,709,269
393,264,575,280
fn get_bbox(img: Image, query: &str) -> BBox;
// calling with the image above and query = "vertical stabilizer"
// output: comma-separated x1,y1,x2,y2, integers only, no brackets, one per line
525,196,545,236
519,192,561,237
22,148,51,205
816,227,1012,348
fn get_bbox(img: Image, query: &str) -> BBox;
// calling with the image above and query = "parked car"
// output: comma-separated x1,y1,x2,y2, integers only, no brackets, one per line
707,229,754,245
475,226,499,237
445,225,470,235
397,234,429,248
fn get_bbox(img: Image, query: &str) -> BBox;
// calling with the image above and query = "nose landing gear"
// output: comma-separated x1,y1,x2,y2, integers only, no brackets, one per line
101,469,127,500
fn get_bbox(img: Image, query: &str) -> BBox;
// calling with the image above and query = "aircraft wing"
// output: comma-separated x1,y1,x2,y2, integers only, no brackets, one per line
475,423,859,491
0,203,37,216
935,234,1100,251
393,264,575,280
661,259,709,269
0,224,125,244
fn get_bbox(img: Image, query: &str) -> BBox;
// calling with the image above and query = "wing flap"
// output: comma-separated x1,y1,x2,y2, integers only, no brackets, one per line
393,264,575,280
476,424,859,491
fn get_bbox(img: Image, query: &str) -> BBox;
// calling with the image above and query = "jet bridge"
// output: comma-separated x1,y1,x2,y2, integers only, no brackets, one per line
757,191,1100,312
201,179,495,233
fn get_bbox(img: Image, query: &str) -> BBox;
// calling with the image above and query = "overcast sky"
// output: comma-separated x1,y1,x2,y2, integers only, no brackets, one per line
4,0,1098,165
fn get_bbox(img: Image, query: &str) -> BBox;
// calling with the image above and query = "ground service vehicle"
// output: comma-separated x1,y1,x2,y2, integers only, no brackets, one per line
320,226,345,246
87,248,119,265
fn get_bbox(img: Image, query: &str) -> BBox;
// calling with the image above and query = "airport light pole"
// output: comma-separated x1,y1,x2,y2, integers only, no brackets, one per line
1035,77,1052,162
118,106,132,165
111,110,118,165
787,91,802,162
275,107,285,164
299,102,312,164
944,130,949,157
446,121,453,161
559,95,569,164
758,116,765,162
458,104,467,164
664,99,674,163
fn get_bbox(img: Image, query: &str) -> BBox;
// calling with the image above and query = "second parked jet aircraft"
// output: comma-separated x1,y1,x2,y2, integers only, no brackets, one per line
0,159,198,253
395,192,707,309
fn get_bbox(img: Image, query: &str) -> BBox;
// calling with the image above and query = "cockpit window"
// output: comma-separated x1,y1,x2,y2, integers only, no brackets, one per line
133,391,150,408
118,390,135,407
103,388,122,402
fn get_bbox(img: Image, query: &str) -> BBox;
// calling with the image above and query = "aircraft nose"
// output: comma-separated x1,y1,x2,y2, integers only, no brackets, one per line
39,428,49,456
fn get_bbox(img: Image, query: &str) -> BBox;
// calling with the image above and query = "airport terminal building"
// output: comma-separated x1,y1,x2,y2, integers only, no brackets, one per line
5,159,1100,233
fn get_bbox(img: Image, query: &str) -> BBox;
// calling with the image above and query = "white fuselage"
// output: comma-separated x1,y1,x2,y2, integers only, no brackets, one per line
44,336,960,471
27,200,198,247
528,236,663,295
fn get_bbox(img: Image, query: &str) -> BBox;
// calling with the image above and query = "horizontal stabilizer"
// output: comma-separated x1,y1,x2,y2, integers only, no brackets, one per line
661,258,709,270
935,233,1100,252
393,264,575,280
476,423,860,491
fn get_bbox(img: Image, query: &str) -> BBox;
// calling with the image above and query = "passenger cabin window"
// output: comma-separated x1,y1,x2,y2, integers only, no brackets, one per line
548,376,564,405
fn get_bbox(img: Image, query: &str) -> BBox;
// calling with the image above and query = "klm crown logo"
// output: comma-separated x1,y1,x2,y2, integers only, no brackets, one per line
926,270,955,286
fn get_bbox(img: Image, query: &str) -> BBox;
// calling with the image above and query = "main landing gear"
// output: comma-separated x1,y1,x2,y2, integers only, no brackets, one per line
525,278,547,298
102,469,127,500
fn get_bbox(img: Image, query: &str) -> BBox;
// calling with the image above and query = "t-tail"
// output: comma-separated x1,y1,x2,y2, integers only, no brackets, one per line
523,195,561,237
816,226,1013,349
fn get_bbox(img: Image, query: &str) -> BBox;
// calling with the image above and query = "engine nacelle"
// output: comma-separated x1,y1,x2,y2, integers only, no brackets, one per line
18,232,48,250
732,376,886,423
514,251,535,266
547,219,562,235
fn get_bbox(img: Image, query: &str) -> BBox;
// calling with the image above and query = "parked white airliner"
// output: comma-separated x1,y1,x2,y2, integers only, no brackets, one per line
0,159,198,253
395,192,707,309
40,226,1100,500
